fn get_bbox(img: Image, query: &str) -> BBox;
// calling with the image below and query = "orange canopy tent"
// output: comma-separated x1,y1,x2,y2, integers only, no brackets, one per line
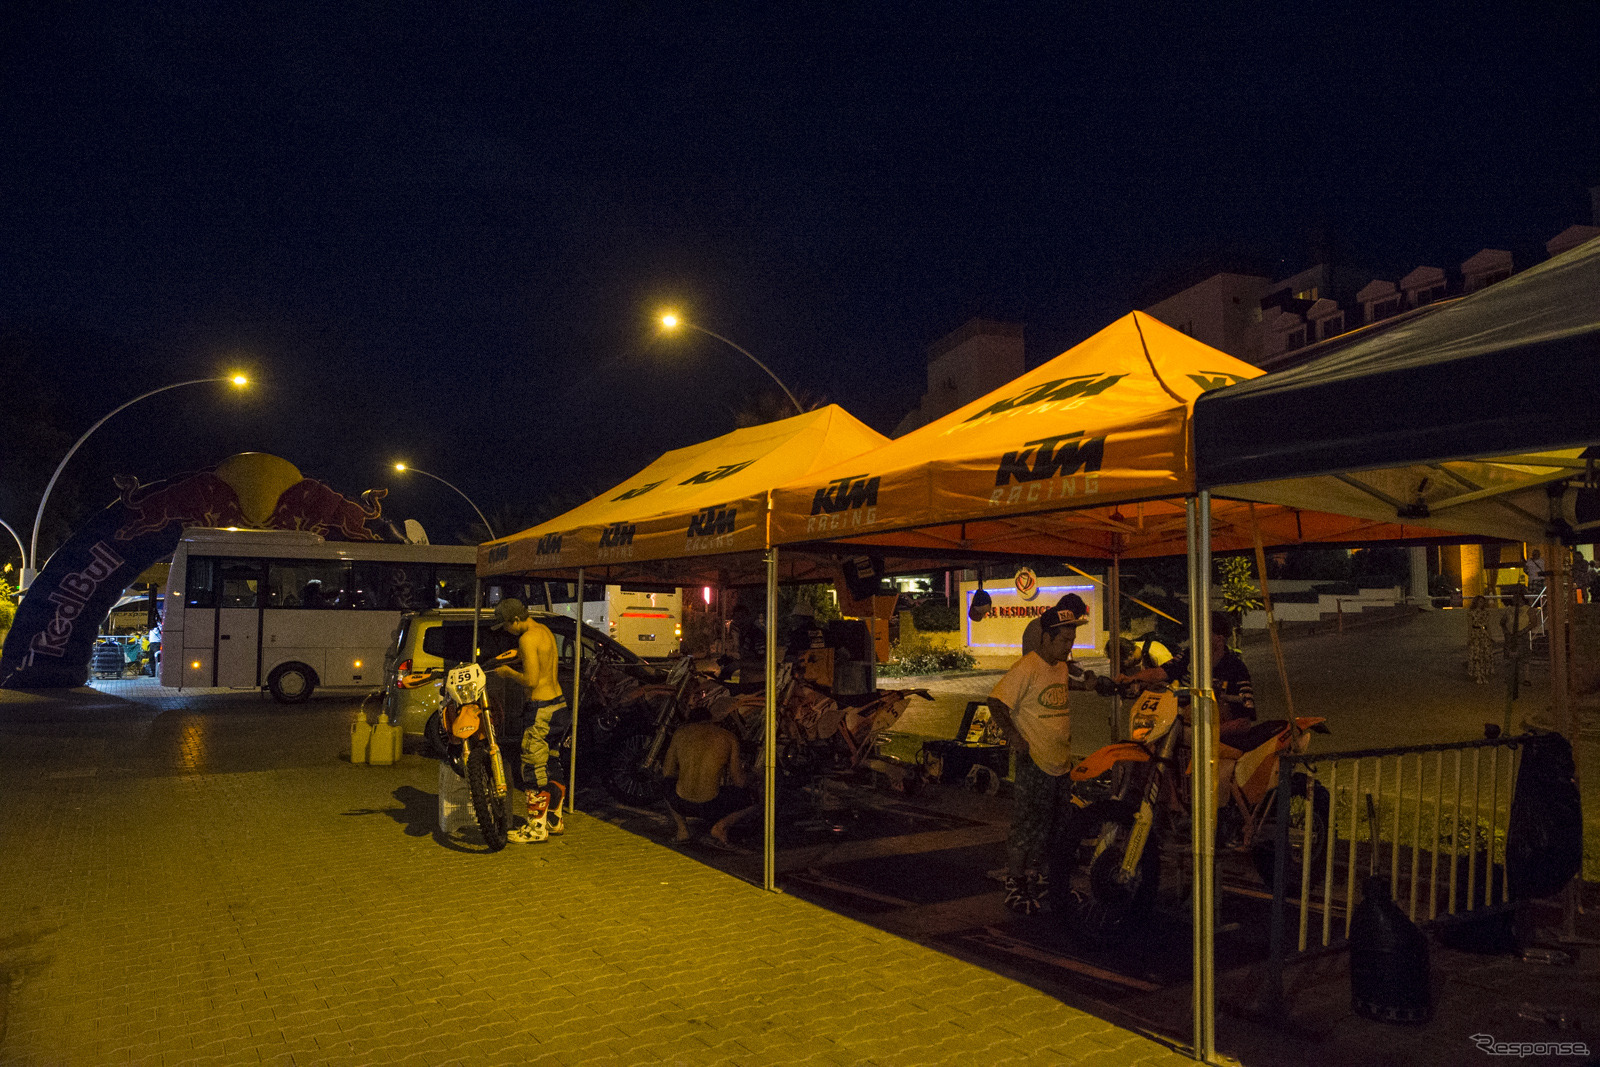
479,404,888,584
770,311,1455,560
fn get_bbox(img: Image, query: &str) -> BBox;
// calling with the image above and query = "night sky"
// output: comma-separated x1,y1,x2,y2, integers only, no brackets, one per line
3,3,1596,555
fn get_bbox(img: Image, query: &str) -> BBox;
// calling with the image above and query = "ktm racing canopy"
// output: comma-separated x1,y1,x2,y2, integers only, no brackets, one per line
479,404,887,581
769,311,1455,559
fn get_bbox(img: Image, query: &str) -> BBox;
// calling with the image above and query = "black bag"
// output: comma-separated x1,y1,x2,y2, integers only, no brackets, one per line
1505,732,1582,900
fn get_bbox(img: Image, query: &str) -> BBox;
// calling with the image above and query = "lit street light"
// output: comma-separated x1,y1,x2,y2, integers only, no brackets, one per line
659,312,804,417
24,374,251,589
392,464,496,540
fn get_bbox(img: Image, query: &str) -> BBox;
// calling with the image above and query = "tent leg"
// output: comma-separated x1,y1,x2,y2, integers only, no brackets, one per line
1188,494,1218,1061
765,548,779,892
569,568,583,815
1110,551,1122,741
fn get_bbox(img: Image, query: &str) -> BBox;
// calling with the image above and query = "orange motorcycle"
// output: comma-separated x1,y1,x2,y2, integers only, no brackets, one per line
1055,687,1330,945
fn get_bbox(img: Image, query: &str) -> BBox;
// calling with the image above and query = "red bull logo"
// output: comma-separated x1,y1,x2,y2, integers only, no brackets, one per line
267,482,386,541
115,473,250,540
25,542,125,663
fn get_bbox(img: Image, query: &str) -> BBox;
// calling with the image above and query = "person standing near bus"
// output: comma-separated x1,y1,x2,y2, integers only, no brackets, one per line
490,598,567,843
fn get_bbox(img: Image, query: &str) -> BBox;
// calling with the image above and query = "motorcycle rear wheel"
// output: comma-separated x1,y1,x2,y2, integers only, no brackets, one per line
1052,799,1160,947
466,747,510,851
604,729,668,805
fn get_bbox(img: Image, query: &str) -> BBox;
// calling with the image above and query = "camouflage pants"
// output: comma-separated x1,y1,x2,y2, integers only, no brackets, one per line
1007,754,1074,878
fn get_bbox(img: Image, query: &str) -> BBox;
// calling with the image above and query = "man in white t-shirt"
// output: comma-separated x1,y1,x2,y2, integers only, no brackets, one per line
987,603,1086,915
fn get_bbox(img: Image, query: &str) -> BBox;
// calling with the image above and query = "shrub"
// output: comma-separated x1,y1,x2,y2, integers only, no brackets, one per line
880,634,977,676
910,599,959,632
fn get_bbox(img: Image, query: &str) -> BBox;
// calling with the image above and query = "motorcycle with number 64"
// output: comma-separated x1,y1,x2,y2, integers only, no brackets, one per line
1054,686,1330,945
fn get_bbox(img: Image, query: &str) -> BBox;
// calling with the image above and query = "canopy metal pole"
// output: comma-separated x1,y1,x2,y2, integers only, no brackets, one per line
764,548,779,891
471,579,482,664
1109,549,1123,741
1546,540,1581,938
1187,493,1217,1062
570,568,583,815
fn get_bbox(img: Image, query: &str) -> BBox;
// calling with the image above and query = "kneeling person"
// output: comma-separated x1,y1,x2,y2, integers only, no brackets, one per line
661,709,755,850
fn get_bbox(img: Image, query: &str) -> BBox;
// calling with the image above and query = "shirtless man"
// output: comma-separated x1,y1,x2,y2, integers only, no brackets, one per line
489,598,567,843
661,708,755,850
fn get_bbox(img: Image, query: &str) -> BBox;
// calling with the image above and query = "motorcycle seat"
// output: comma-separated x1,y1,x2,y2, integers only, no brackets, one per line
1234,719,1290,754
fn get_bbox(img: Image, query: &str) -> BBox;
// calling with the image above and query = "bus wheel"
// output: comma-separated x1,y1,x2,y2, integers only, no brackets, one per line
268,663,317,704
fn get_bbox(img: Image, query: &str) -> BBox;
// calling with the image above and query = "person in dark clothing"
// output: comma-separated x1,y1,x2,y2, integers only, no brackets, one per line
1120,611,1255,744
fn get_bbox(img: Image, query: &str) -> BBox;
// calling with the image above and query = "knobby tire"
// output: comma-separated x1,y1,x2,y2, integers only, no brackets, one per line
467,746,510,851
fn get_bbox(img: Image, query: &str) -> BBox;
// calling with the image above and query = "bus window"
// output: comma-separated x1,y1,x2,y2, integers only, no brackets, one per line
185,557,219,608
434,565,476,608
353,561,429,611
219,559,265,609
267,560,347,608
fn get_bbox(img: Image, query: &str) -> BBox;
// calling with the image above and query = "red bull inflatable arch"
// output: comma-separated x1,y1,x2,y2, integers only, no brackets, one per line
0,453,401,689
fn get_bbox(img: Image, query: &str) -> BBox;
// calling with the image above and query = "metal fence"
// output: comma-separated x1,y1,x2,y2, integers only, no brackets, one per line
1256,731,1530,1008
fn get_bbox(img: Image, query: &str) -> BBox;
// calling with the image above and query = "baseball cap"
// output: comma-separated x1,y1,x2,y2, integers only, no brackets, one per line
1056,593,1088,618
1041,605,1088,633
491,597,530,630
968,588,993,622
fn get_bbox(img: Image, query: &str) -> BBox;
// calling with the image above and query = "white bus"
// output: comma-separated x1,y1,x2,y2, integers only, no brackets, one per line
161,528,478,702
543,582,682,658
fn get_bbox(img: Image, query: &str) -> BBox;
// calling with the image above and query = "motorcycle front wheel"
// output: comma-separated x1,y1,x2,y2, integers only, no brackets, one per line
1251,774,1331,893
603,729,668,805
466,747,510,851
1052,799,1160,947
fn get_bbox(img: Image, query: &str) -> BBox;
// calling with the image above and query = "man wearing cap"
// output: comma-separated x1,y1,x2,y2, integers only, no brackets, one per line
987,602,1085,915
489,598,567,843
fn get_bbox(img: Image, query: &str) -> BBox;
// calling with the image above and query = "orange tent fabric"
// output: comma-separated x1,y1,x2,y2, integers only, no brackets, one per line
479,405,887,578
770,312,1454,558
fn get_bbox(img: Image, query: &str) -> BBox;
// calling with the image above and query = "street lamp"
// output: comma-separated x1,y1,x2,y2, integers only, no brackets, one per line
659,312,805,417
392,464,496,539
24,374,250,589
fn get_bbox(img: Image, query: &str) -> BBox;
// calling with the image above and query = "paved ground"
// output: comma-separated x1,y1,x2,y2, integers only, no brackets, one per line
2,608,1596,1066
0,684,1193,1067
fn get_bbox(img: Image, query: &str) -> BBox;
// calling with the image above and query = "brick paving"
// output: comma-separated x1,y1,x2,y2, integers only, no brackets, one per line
0,684,1195,1067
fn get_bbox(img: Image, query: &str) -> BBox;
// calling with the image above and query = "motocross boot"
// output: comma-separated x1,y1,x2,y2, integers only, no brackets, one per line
509,788,551,843
545,782,566,836
1003,874,1042,916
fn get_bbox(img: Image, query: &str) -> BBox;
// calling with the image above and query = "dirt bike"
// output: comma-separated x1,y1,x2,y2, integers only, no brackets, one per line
602,655,710,805
1054,686,1330,945
703,668,931,784
402,659,512,850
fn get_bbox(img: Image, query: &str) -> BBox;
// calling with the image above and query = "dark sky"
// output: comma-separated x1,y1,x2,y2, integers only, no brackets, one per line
3,2,1597,551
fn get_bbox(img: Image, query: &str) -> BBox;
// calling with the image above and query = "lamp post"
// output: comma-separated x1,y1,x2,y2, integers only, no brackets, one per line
1,518,25,575
24,374,250,589
393,464,496,539
659,312,805,417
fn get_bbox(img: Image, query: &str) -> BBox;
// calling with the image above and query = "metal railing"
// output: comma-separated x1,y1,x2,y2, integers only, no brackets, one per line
1256,730,1530,1011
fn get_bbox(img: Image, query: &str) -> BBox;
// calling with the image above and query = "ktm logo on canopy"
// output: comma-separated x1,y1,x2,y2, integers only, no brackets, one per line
960,374,1126,425
599,523,636,548
995,432,1105,485
535,533,563,556
613,480,664,501
687,506,737,540
1188,371,1248,392
811,474,879,515
680,460,754,485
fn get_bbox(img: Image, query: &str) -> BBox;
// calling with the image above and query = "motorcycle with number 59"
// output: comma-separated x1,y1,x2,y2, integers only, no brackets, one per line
399,659,512,850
